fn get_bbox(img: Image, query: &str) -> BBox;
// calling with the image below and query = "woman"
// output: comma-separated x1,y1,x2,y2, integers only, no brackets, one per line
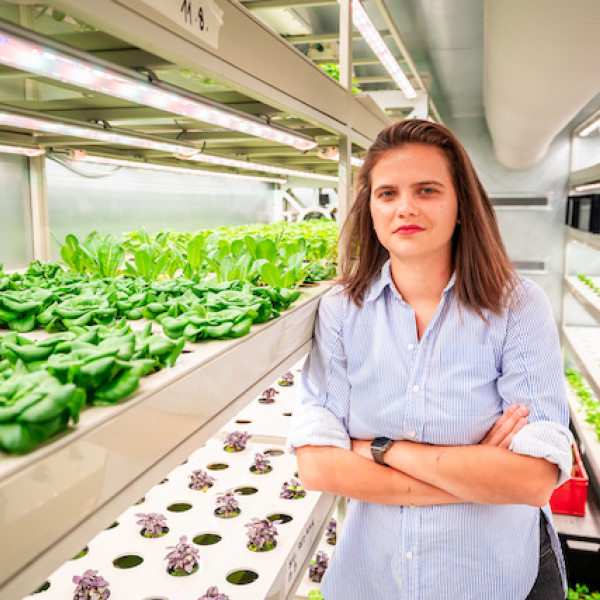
288,120,573,600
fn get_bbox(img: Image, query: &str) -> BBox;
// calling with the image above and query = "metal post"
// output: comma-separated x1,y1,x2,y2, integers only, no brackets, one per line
338,0,353,229
28,156,51,262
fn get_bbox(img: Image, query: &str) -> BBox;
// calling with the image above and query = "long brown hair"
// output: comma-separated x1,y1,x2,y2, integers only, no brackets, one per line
337,119,518,320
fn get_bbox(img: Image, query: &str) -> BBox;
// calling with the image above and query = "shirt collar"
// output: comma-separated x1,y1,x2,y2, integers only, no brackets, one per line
365,259,456,304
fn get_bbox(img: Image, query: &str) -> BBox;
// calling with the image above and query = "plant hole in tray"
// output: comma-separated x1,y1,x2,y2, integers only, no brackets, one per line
167,563,199,577
141,597,169,600
264,449,284,457
207,463,229,471
226,569,259,586
267,513,293,524
167,502,192,513
235,419,252,424
282,412,292,417
106,521,119,530
294,471,299,478
32,581,50,594
250,465,272,474
113,554,144,569
141,526,169,538
235,486,258,495
135,497,145,505
193,533,222,546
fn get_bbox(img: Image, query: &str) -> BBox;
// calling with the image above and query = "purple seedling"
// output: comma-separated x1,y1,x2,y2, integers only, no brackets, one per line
72,569,110,600
198,587,230,600
309,551,329,583
165,536,200,576
280,478,306,500
259,387,279,404
325,518,337,545
189,469,216,491
224,430,251,452
250,452,271,474
245,517,279,552
136,512,168,538
214,490,241,518
278,371,294,386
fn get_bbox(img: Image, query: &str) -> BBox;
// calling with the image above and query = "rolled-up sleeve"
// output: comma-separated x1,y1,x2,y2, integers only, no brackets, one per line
498,280,574,487
287,286,352,454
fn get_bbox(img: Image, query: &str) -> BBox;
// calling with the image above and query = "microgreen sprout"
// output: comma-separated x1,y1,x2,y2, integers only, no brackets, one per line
278,371,294,386
250,452,271,474
72,569,110,600
189,469,216,491
136,512,168,538
245,517,279,551
259,387,279,404
224,430,251,452
280,478,306,499
165,536,200,576
326,519,337,545
215,490,241,518
309,551,329,583
199,587,230,600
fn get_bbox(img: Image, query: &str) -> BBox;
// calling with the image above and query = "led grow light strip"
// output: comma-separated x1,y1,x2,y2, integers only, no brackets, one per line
331,154,364,168
0,109,198,155
578,117,600,137
574,183,600,192
0,143,44,156
182,152,339,182
78,155,287,184
351,0,417,99
0,27,317,150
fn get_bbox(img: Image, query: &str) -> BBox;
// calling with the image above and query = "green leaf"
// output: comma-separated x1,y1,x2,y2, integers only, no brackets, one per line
257,239,277,262
244,235,258,259
187,234,205,273
260,263,281,288
153,254,170,280
98,235,125,278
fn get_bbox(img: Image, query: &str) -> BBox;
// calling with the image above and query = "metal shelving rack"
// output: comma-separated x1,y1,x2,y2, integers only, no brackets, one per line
559,227,600,538
0,286,327,599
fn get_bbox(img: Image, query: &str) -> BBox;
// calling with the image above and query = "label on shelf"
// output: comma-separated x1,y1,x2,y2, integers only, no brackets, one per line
130,0,224,49
284,515,317,598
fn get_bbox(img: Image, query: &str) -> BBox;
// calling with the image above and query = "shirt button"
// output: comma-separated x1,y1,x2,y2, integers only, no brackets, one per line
409,505,415,510
405,551,413,559
407,343,415,351
408,431,416,438
412,385,419,393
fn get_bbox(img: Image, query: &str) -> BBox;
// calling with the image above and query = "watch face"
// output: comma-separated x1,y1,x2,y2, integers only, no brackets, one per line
372,437,391,450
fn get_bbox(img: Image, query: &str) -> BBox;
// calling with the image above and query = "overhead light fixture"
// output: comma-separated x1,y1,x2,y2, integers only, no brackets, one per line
0,143,44,156
0,23,317,150
75,154,287,184
0,106,199,155
574,183,600,192
179,151,339,182
578,117,600,138
350,0,417,99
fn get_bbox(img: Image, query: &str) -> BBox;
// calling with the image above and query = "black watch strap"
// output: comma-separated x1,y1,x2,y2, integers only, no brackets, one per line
371,437,393,466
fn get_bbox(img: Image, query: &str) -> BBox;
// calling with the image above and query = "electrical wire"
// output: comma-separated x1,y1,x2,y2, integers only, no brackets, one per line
46,152,123,178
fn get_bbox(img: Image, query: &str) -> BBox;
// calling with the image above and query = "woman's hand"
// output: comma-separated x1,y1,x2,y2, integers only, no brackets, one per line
479,404,529,448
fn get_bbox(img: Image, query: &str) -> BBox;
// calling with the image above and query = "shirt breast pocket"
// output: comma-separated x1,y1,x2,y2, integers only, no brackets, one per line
429,344,501,416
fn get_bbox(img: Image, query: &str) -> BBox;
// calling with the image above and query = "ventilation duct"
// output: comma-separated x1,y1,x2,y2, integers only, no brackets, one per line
485,0,600,170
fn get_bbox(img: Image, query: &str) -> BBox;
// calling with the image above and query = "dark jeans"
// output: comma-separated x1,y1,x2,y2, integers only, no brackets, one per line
525,512,565,600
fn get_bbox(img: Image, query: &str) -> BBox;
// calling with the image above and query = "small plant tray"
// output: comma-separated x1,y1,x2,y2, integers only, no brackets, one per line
550,443,589,517
23,439,337,600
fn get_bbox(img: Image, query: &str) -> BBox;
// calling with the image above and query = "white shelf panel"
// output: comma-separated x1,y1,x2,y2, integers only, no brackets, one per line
565,276,600,326
0,285,328,600
566,226,600,254
220,356,306,444
562,326,600,487
22,439,337,600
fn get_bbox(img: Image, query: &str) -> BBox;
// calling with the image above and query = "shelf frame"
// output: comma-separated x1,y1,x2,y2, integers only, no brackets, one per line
0,285,327,600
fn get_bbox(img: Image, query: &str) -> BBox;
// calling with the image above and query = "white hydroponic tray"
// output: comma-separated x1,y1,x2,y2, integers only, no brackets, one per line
0,285,328,600
23,438,337,600
220,357,307,443
565,276,600,326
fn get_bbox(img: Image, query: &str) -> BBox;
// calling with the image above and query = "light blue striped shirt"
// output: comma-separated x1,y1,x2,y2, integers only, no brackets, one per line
288,259,573,600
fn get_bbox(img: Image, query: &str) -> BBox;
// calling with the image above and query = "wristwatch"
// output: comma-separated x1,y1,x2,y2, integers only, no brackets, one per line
371,437,393,466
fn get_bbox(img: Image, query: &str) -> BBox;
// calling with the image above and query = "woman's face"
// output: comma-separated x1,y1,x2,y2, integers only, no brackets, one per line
369,143,459,267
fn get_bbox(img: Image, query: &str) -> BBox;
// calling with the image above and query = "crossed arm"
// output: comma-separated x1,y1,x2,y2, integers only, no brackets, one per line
296,404,559,508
